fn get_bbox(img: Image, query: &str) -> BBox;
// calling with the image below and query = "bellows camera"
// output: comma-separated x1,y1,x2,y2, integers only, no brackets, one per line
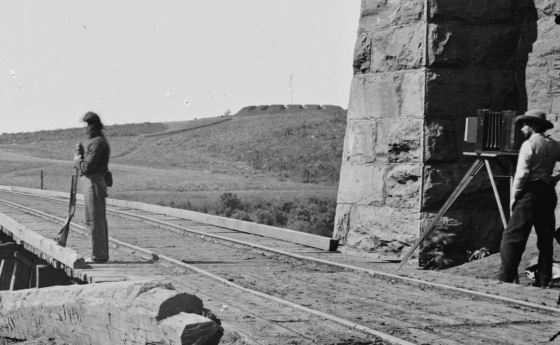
464,110,523,153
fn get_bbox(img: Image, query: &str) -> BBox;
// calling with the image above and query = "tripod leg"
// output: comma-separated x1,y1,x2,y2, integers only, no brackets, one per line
484,159,507,228
396,158,486,271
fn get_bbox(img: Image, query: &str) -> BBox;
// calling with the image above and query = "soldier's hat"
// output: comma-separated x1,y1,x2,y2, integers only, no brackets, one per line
515,109,554,130
82,111,101,123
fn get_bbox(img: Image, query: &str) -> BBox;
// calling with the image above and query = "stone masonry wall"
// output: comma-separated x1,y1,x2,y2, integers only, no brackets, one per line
334,0,559,264
525,0,560,218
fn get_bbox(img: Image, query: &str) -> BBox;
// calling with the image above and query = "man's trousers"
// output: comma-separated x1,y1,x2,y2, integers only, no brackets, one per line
82,173,109,261
499,180,557,285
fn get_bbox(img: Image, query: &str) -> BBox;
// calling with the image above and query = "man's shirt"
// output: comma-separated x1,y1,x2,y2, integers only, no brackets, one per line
512,133,560,201
74,135,111,176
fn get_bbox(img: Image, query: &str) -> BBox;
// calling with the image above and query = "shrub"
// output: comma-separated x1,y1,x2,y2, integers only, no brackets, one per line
232,210,252,221
218,192,244,217
252,209,275,226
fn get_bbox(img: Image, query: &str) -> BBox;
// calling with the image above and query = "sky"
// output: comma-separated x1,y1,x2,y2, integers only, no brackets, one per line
0,1,361,134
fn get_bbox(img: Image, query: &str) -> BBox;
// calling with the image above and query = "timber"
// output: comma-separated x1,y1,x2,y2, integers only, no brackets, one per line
9,259,31,290
0,260,15,290
0,280,223,345
0,213,86,269
0,186,339,251
0,243,21,260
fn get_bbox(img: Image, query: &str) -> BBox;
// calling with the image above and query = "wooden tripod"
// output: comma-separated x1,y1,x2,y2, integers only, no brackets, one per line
396,152,517,271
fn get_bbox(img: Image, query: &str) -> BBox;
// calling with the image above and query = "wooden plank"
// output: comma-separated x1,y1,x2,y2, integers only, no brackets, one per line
0,212,86,269
28,264,37,288
10,259,31,291
89,276,127,284
4,186,339,251
0,259,15,290
14,251,33,266
0,243,22,260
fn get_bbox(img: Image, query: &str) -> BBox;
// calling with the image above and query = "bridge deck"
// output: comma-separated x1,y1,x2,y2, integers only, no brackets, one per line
2,188,560,345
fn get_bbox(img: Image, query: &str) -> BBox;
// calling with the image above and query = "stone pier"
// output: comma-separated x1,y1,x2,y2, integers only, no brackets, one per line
335,0,559,264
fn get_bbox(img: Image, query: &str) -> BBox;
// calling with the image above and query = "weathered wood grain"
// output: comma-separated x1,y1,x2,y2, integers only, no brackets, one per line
0,259,15,290
0,213,86,269
0,280,223,345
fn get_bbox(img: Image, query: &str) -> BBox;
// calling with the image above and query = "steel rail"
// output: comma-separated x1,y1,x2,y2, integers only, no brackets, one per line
2,190,560,316
0,196,413,345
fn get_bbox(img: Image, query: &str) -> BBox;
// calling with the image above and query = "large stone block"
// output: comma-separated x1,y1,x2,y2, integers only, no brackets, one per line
424,118,460,162
353,33,371,74
347,77,367,120
532,0,558,16
334,204,420,250
370,23,425,73
552,97,560,114
342,120,377,164
549,60,560,95
347,71,425,120
425,69,517,118
428,0,515,23
359,0,424,33
526,59,552,109
427,23,469,68
333,203,352,243
376,118,423,163
468,26,519,70
547,115,560,139
385,164,422,209
518,27,538,71
422,163,505,210
530,19,560,59
337,162,386,206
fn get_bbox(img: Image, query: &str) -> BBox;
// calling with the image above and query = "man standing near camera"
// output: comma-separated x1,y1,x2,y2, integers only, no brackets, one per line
499,109,560,287
74,111,111,263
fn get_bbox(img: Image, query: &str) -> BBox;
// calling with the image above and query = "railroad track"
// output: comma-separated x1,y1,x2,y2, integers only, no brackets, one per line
1,189,560,345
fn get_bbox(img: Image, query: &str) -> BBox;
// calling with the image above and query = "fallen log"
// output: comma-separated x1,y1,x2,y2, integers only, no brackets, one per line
0,280,223,345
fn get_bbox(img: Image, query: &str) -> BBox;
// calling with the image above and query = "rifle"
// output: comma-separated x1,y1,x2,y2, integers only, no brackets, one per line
55,168,79,247
55,142,83,247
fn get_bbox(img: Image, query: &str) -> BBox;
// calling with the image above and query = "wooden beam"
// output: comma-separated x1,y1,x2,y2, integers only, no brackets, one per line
0,259,15,291
0,243,22,260
9,259,32,291
0,212,86,269
0,280,224,345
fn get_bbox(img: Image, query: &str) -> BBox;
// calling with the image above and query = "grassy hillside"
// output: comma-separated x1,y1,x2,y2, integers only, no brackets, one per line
0,122,167,144
0,111,346,237
118,111,346,184
0,111,346,185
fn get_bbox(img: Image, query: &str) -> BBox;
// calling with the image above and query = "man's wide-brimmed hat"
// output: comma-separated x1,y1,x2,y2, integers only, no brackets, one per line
515,109,554,130
82,111,100,123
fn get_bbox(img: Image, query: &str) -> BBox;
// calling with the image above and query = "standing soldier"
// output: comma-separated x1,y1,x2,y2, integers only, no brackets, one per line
500,109,560,287
74,111,111,263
